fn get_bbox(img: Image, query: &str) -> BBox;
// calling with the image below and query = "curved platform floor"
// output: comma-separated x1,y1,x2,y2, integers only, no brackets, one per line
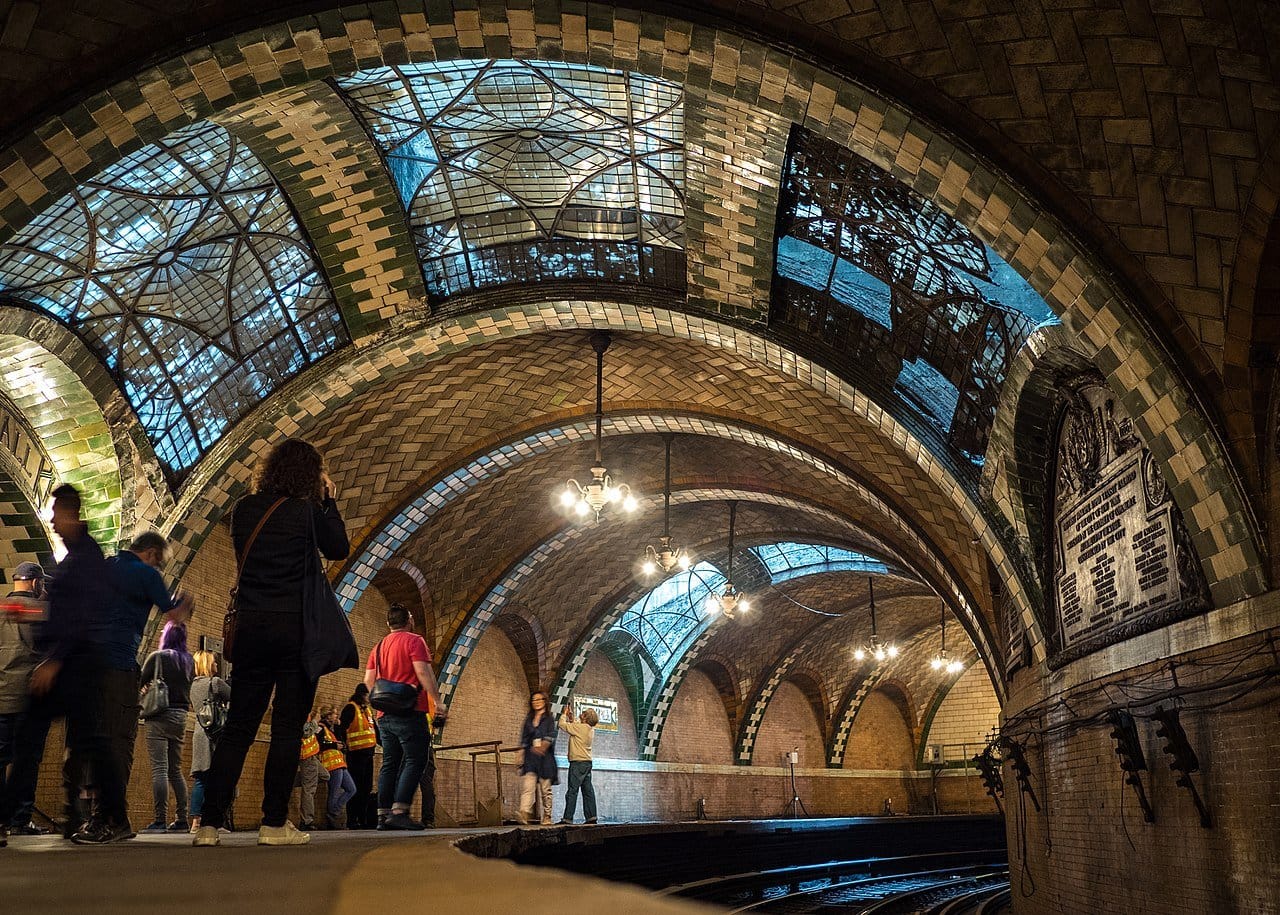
0,827,715,915
0,817,1004,913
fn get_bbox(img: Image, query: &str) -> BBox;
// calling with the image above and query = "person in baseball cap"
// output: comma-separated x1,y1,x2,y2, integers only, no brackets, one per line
1,559,51,841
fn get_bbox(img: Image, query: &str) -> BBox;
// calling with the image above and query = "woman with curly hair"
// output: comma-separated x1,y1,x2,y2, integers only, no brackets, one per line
194,438,350,848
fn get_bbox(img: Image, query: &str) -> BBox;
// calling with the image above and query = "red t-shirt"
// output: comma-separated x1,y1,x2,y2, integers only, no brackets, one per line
367,630,432,714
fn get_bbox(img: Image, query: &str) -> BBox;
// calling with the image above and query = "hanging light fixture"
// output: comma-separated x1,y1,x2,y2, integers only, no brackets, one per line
641,434,691,576
853,577,898,662
706,501,750,618
558,331,639,521
930,604,964,674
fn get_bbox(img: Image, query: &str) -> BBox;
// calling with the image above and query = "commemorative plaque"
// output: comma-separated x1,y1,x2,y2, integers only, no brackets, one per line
1047,375,1207,665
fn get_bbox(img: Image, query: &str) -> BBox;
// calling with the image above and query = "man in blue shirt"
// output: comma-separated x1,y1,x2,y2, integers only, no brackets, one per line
101,531,193,816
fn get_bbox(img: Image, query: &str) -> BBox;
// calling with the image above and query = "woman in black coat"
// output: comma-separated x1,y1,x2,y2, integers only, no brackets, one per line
194,438,350,847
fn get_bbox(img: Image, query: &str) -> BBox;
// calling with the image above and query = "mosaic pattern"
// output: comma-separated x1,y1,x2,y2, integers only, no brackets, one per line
752,541,887,584
826,668,884,767
0,122,347,476
337,60,686,297
737,649,801,764
773,126,1059,467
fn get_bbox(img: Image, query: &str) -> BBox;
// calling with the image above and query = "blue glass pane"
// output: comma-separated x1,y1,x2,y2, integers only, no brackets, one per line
773,126,1060,464
0,122,347,477
614,562,724,673
337,61,686,296
751,542,887,584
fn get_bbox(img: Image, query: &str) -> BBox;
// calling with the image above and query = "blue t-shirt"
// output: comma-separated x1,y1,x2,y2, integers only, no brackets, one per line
102,550,175,670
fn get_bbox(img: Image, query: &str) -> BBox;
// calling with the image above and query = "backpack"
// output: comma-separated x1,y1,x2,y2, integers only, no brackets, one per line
196,681,229,740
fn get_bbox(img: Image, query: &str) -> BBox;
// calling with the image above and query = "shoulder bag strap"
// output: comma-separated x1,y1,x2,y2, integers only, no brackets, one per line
231,496,288,593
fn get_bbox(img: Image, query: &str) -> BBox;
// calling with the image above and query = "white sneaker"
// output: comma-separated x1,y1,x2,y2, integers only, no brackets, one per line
192,826,220,847
258,822,310,846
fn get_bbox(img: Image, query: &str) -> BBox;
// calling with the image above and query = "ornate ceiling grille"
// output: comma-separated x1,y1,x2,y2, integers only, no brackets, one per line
773,126,1058,465
337,60,686,297
615,561,725,675
0,121,347,477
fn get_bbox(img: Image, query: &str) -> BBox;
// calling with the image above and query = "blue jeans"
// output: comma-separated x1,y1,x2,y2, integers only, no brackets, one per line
327,768,356,819
564,760,597,821
377,712,429,811
190,773,207,818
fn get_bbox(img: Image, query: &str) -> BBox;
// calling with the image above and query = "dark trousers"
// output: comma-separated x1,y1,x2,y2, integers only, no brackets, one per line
564,760,597,821
100,668,140,794
345,748,375,828
201,613,317,829
377,712,429,811
418,737,436,825
5,656,125,825
0,709,51,826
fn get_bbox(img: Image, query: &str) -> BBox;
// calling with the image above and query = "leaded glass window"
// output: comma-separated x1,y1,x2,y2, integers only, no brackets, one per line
751,542,887,584
0,122,347,476
337,60,686,297
773,126,1058,465
613,562,725,674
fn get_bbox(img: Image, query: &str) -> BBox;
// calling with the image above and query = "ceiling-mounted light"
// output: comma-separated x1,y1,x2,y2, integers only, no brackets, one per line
930,603,964,675
559,331,638,522
641,434,691,576
705,501,750,619
853,577,898,663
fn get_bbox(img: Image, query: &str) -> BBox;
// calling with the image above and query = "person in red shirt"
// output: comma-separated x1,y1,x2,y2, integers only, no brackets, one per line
363,603,445,831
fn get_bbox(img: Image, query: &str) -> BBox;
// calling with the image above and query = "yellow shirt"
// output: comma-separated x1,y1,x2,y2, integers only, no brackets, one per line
560,717,594,762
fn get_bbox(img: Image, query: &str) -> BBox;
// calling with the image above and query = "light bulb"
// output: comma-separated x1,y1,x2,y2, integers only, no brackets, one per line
560,489,576,507
642,560,657,576
874,647,886,662
854,648,866,661
738,598,750,613
948,661,963,674
677,554,691,570
930,657,943,671
705,595,720,616
887,645,899,659
622,494,638,512
574,501,590,517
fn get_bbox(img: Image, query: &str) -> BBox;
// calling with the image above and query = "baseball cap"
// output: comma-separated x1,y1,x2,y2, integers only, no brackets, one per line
12,561,45,581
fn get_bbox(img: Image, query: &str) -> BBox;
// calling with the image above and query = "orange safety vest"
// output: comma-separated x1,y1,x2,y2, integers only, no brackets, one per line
319,725,345,772
300,730,320,760
345,702,376,752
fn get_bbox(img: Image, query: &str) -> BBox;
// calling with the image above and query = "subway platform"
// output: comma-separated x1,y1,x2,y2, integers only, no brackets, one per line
0,816,1005,914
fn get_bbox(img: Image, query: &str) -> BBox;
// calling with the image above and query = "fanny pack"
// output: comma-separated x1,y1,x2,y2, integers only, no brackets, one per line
369,638,420,715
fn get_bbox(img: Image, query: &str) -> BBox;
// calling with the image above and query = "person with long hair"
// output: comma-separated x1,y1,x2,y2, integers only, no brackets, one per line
517,690,558,825
188,649,229,832
194,438,350,847
139,620,194,831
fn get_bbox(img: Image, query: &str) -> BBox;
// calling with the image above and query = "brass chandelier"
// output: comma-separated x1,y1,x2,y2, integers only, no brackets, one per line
559,331,638,521
641,434,691,576
853,577,898,662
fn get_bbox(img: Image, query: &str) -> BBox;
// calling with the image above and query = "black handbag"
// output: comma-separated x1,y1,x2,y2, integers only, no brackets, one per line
300,503,359,681
369,639,420,714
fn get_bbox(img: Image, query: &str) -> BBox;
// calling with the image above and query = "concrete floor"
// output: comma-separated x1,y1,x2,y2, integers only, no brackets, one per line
0,828,717,914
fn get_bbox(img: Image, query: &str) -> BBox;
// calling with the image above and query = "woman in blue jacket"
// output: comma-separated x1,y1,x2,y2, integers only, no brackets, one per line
517,691,558,825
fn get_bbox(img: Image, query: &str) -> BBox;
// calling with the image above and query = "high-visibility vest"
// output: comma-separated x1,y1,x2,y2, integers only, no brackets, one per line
345,702,376,752
300,730,320,760
319,725,345,771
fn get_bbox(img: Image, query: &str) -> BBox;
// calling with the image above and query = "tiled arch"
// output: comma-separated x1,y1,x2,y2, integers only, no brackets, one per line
0,2,1261,617
0,307,166,549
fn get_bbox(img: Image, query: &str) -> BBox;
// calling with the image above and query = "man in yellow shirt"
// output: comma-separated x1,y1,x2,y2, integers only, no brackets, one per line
558,701,599,825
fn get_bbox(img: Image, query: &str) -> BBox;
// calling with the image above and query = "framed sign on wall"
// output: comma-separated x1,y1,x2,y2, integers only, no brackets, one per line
572,695,619,732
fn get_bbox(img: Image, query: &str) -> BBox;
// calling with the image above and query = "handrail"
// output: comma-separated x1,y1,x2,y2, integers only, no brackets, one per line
434,739,524,825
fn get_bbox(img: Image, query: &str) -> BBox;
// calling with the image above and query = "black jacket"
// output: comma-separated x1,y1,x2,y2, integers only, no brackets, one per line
230,494,349,615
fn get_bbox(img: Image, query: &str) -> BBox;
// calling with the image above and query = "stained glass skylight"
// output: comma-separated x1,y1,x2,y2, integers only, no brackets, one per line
614,562,725,674
337,60,686,296
772,126,1059,465
0,121,347,476
751,542,887,584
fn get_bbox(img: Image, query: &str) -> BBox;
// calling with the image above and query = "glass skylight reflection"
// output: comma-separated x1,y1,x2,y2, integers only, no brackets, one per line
337,60,686,296
614,562,725,674
0,122,347,476
773,126,1059,466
